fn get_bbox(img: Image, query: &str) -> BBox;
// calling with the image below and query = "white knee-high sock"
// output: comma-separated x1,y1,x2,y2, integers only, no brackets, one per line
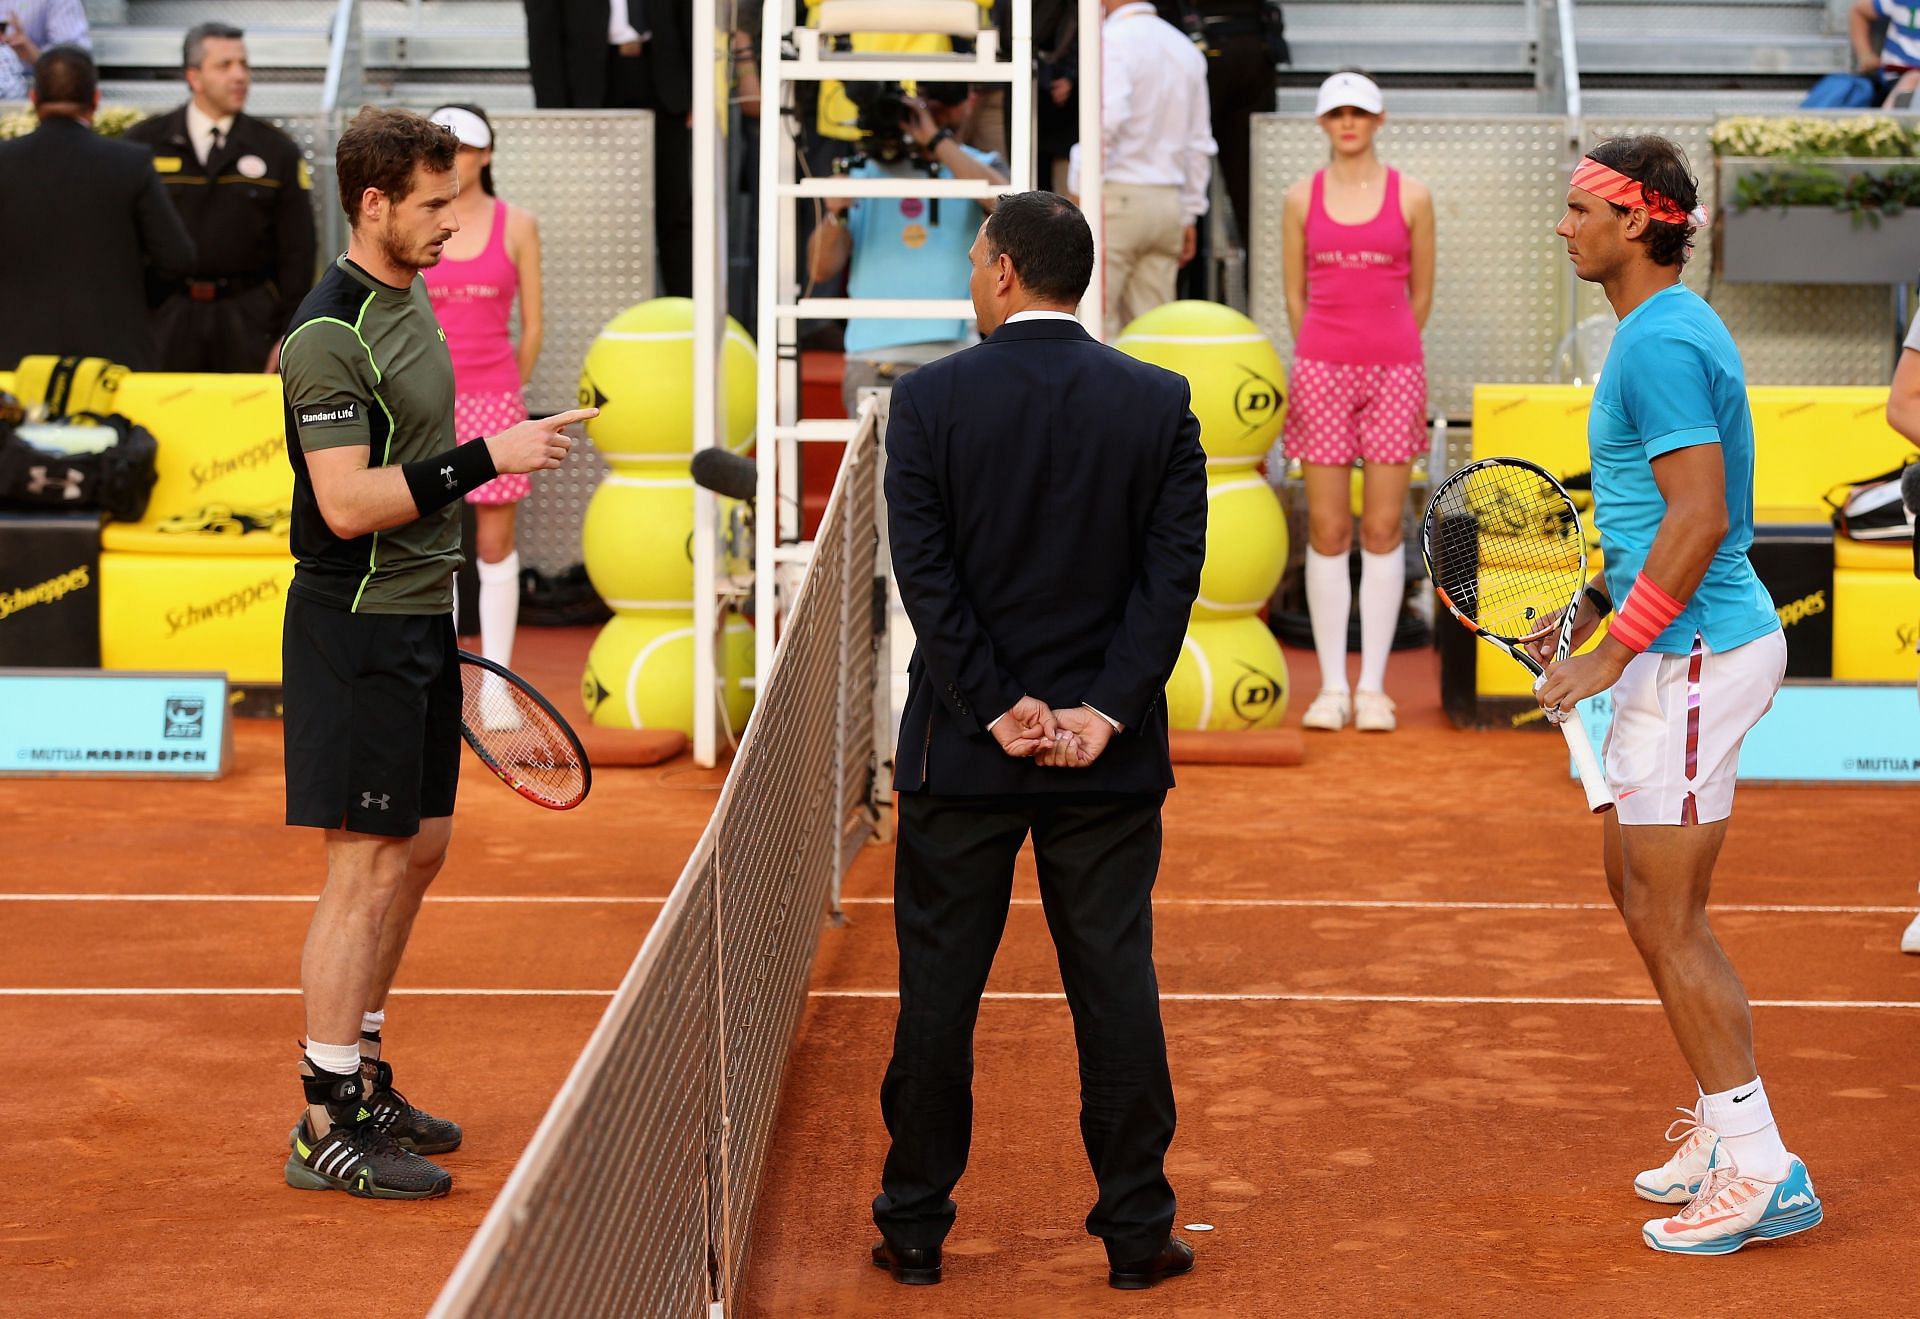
1699,1077,1791,1181
1356,545,1405,693
1305,546,1351,694
477,551,520,668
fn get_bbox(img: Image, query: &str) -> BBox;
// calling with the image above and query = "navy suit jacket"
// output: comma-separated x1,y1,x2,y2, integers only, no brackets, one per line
886,315,1208,796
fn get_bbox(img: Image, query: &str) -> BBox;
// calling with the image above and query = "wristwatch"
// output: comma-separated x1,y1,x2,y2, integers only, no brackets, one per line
925,127,956,154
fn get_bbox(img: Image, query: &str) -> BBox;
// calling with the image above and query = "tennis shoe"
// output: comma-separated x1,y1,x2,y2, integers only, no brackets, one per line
1634,1107,1717,1204
1901,910,1920,954
1642,1143,1822,1254
1301,689,1350,731
284,1112,452,1199
1353,689,1397,732
366,1059,464,1155
479,676,524,733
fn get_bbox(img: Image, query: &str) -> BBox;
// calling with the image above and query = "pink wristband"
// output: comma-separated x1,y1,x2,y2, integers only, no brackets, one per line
1609,572,1685,652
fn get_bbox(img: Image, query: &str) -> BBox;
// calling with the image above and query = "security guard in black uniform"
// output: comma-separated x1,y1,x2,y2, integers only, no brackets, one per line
125,22,317,373
1157,0,1288,243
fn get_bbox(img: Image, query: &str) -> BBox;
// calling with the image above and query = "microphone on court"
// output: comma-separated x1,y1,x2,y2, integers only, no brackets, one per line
1901,460,1920,516
690,447,758,502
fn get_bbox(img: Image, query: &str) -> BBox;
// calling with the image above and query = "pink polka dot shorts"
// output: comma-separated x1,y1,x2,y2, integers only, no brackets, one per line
1282,358,1428,467
455,389,533,505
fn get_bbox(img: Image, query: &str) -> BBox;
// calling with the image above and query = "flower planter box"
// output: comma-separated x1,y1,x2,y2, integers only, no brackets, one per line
1717,157,1920,284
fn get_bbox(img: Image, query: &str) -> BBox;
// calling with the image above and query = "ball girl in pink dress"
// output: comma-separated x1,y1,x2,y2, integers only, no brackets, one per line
1282,71,1434,733
425,103,544,672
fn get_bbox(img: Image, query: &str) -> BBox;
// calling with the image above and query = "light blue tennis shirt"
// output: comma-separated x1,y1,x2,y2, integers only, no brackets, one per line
843,147,998,357
1587,282,1779,655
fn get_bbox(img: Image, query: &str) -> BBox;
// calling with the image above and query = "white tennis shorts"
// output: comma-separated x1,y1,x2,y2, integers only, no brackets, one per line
1603,629,1787,827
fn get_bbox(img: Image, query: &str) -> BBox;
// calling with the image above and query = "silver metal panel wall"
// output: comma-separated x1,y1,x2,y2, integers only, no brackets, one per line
477,110,656,574
1251,113,1899,423
1250,116,1571,421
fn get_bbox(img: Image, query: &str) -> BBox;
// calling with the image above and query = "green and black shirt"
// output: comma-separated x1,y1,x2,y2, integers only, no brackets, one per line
282,255,459,613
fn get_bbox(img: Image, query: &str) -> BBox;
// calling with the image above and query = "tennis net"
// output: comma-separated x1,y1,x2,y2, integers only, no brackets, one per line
430,408,889,1318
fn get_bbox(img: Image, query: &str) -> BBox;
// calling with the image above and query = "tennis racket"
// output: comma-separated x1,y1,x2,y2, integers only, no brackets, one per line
456,651,592,810
1420,457,1616,815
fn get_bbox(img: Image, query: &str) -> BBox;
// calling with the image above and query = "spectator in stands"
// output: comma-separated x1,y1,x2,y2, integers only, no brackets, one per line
1882,305,1920,953
0,0,89,102
1282,71,1434,734
1071,0,1215,339
808,85,1008,417
0,46,193,372
1851,1,1920,106
125,23,318,373
1034,0,1081,196
423,104,544,678
521,0,691,296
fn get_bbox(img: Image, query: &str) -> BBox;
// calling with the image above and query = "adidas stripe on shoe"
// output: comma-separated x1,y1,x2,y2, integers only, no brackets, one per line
284,1115,452,1200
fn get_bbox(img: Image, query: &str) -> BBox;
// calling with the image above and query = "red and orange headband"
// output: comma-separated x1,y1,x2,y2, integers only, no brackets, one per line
1569,157,1707,227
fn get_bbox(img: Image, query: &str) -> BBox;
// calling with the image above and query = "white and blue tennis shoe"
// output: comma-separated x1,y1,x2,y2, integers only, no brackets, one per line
1642,1142,1823,1254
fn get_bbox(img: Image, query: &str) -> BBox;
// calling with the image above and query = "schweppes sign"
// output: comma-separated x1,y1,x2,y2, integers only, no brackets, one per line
164,575,280,638
0,565,92,621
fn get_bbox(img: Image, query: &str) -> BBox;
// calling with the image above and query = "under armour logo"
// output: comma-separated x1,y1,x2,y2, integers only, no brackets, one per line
26,465,85,500
360,792,390,810
440,465,456,489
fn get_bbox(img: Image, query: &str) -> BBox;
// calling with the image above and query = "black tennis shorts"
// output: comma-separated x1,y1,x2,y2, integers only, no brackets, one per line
283,591,461,838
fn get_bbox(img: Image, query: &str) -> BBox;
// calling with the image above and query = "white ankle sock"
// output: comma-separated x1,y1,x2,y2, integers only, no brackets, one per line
1305,547,1351,694
1356,545,1404,693
306,1038,362,1078
1699,1076,1791,1181
477,550,521,668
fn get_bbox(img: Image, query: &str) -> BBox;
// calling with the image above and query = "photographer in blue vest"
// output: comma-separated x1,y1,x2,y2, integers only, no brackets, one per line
807,82,1008,417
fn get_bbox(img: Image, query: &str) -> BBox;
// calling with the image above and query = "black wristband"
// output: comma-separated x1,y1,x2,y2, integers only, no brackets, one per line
1584,583,1613,617
402,440,497,515
926,127,956,154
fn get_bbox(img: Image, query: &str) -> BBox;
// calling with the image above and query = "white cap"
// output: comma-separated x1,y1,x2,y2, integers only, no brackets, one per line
1314,72,1383,118
430,105,492,150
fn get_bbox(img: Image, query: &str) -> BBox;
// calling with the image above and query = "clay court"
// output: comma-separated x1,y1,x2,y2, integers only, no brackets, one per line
3,634,1914,1316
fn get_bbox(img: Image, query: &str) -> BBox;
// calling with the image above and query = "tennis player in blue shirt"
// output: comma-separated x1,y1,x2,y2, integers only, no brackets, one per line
1534,135,1821,1255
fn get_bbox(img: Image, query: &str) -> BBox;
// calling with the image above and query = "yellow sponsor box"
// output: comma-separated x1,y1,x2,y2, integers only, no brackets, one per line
1832,568,1920,682
109,374,291,550
100,551,292,684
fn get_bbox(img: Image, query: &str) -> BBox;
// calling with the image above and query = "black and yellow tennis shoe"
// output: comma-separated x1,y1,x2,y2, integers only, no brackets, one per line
284,1112,453,1200
365,1059,464,1156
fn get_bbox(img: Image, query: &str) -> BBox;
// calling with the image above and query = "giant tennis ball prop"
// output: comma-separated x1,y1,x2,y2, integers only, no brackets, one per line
581,472,697,612
1195,469,1289,621
581,611,755,734
578,297,757,467
1165,616,1290,731
1114,301,1287,464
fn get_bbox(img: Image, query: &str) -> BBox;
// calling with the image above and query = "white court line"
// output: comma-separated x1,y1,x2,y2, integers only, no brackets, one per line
1,988,1913,1010
811,990,1920,1010
0,894,667,905
0,894,1910,915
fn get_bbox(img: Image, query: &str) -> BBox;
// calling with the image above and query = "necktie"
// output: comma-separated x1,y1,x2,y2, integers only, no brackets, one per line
206,125,223,165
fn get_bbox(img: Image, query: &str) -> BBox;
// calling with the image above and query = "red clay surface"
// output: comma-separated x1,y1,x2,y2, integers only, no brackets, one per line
3,636,1916,1317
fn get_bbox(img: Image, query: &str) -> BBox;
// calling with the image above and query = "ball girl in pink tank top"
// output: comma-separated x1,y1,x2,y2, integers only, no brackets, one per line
424,103,544,671
1281,71,1435,734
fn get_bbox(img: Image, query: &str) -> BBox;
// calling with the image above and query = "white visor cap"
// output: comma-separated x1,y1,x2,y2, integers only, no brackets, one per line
430,106,492,150
1314,72,1383,118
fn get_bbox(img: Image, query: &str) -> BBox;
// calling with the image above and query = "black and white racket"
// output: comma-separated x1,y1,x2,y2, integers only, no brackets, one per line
1420,457,1616,815
456,651,592,810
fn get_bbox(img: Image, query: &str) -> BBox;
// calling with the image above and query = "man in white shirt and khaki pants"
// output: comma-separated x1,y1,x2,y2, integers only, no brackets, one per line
1075,0,1217,338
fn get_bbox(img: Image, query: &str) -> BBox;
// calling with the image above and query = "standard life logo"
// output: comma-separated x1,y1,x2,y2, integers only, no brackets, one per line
0,565,92,620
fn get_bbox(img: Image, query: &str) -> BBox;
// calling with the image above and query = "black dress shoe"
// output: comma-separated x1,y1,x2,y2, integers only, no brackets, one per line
871,1238,942,1285
1108,1236,1195,1291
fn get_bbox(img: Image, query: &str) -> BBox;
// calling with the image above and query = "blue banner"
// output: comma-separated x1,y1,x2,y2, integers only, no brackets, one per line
0,670,231,778
1576,682,1920,784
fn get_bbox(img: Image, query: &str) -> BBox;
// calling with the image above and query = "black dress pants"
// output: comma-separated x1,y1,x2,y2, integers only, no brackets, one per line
606,48,694,298
151,285,278,373
874,790,1177,1264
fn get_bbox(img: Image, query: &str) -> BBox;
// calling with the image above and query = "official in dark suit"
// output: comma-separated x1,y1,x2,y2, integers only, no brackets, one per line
124,23,318,373
873,191,1208,1291
521,0,693,295
0,46,194,372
